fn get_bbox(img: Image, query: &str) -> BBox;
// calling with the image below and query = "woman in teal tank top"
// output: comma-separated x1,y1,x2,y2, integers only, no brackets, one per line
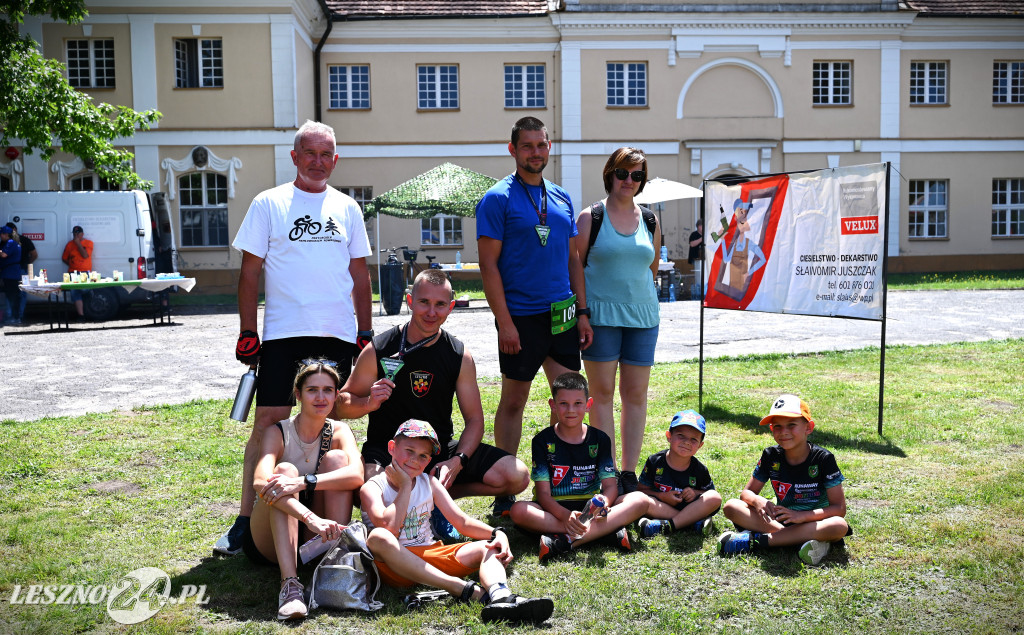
575,147,662,495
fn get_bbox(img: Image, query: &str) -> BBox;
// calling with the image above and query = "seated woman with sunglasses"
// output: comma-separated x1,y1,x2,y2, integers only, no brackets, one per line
575,147,662,496
245,358,365,621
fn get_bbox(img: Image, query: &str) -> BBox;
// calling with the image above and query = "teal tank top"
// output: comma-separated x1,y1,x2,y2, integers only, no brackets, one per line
583,206,660,328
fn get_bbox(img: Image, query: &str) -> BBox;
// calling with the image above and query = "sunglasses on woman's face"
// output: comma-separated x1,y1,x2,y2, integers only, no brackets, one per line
614,168,646,182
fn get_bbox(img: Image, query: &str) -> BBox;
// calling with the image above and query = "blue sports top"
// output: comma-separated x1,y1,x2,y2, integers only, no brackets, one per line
475,174,576,315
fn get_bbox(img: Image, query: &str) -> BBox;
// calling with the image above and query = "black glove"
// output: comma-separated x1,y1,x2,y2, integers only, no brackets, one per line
236,330,261,364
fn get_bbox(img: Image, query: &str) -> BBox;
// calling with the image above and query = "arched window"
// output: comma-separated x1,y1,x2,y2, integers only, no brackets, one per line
70,172,119,191
179,172,228,246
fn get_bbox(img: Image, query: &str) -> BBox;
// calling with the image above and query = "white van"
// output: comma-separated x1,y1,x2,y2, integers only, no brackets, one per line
0,190,177,320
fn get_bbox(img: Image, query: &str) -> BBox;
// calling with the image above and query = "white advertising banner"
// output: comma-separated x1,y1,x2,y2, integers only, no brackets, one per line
703,163,887,321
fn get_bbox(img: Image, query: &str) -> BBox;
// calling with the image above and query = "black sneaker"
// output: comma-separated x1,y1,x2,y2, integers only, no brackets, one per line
538,533,571,563
607,527,632,552
490,495,516,517
619,471,639,494
480,595,554,624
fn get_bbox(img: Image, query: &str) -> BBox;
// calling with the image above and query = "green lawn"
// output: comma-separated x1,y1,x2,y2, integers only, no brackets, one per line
170,270,1023,308
2,339,1022,632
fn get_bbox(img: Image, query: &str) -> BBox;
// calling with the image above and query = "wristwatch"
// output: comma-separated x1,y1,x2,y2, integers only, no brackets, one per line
454,452,469,467
304,474,318,493
576,307,591,318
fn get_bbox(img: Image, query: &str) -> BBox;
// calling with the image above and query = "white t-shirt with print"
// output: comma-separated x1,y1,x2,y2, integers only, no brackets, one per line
232,183,372,342
361,471,435,547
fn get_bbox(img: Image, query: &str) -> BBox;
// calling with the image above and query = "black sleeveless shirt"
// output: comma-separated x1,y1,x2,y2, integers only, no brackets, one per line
366,325,464,448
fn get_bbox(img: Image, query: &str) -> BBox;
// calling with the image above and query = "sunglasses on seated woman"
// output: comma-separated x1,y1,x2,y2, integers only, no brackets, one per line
613,168,646,182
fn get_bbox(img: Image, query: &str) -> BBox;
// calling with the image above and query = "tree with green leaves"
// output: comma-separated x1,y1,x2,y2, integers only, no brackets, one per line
1,0,161,190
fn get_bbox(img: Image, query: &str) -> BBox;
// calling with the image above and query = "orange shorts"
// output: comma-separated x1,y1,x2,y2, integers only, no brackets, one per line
375,540,478,588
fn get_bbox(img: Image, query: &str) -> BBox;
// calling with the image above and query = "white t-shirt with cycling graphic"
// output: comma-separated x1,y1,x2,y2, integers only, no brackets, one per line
233,183,372,342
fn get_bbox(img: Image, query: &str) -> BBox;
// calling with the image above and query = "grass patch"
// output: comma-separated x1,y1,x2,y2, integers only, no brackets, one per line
2,340,1022,633
887,269,1024,290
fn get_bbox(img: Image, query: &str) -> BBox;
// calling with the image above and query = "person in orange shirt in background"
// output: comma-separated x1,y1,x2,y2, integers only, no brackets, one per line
62,225,94,318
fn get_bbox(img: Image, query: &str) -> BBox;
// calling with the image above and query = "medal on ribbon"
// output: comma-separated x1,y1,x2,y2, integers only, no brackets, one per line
535,224,551,247
380,357,404,381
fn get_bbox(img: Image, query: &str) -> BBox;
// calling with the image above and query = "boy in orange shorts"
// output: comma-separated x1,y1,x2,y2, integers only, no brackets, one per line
361,419,553,624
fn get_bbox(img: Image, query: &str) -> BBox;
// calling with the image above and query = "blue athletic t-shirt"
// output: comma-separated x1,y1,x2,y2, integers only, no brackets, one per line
475,174,576,315
530,425,616,502
751,443,844,511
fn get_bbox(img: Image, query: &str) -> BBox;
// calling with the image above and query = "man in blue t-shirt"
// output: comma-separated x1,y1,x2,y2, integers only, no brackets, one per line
476,117,593,516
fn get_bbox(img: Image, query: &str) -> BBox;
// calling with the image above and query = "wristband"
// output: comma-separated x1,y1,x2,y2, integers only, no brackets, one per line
356,329,374,351
301,510,315,524
490,526,506,541
576,307,591,318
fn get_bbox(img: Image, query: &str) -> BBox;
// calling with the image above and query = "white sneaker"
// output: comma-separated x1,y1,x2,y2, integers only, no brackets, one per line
798,539,831,566
277,577,307,621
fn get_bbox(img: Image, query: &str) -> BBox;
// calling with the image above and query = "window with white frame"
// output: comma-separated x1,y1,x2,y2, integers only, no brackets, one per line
421,215,462,246
504,64,545,109
908,180,948,238
70,173,119,191
66,39,115,88
328,65,370,109
992,178,1023,237
993,61,1023,104
606,62,647,107
910,61,947,105
417,65,459,110
812,61,852,105
338,186,374,248
174,38,223,88
179,172,228,246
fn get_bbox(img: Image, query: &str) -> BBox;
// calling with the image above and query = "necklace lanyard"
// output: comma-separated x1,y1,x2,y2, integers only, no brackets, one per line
398,323,439,359
380,324,439,380
514,173,547,226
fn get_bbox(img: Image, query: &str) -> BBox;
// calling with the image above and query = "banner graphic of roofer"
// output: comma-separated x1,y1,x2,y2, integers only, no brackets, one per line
704,163,887,321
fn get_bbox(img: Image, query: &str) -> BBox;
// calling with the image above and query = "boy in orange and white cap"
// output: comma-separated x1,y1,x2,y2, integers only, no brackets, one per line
717,394,850,565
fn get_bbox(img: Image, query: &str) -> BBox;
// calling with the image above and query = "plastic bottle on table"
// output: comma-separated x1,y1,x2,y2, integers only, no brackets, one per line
660,245,669,262
455,251,462,269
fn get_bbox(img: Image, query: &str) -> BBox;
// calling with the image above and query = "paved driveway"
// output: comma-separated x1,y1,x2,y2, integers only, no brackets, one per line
2,289,1021,422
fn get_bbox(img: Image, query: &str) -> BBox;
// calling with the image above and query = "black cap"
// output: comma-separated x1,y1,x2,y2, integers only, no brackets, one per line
72,225,84,234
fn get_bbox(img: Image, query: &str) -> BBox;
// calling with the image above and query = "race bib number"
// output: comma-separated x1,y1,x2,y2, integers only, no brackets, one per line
550,295,577,335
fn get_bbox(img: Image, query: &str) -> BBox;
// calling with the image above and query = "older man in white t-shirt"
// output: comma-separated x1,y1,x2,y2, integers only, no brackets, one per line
214,120,373,556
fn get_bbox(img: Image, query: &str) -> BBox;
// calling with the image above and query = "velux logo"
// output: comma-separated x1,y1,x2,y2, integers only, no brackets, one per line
841,217,878,235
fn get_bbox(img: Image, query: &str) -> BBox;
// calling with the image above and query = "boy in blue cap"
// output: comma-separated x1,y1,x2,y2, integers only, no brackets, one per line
635,409,721,538
718,394,850,566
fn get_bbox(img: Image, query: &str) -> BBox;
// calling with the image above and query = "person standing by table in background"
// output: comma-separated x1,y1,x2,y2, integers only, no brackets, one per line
216,119,374,557
6,223,37,325
688,218,705,300
0,224,23,325
476,116,593,516
61,225,93,319
575,147,661,494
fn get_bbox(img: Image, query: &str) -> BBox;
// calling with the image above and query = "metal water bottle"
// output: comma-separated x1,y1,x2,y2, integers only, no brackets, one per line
230,367,257,422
